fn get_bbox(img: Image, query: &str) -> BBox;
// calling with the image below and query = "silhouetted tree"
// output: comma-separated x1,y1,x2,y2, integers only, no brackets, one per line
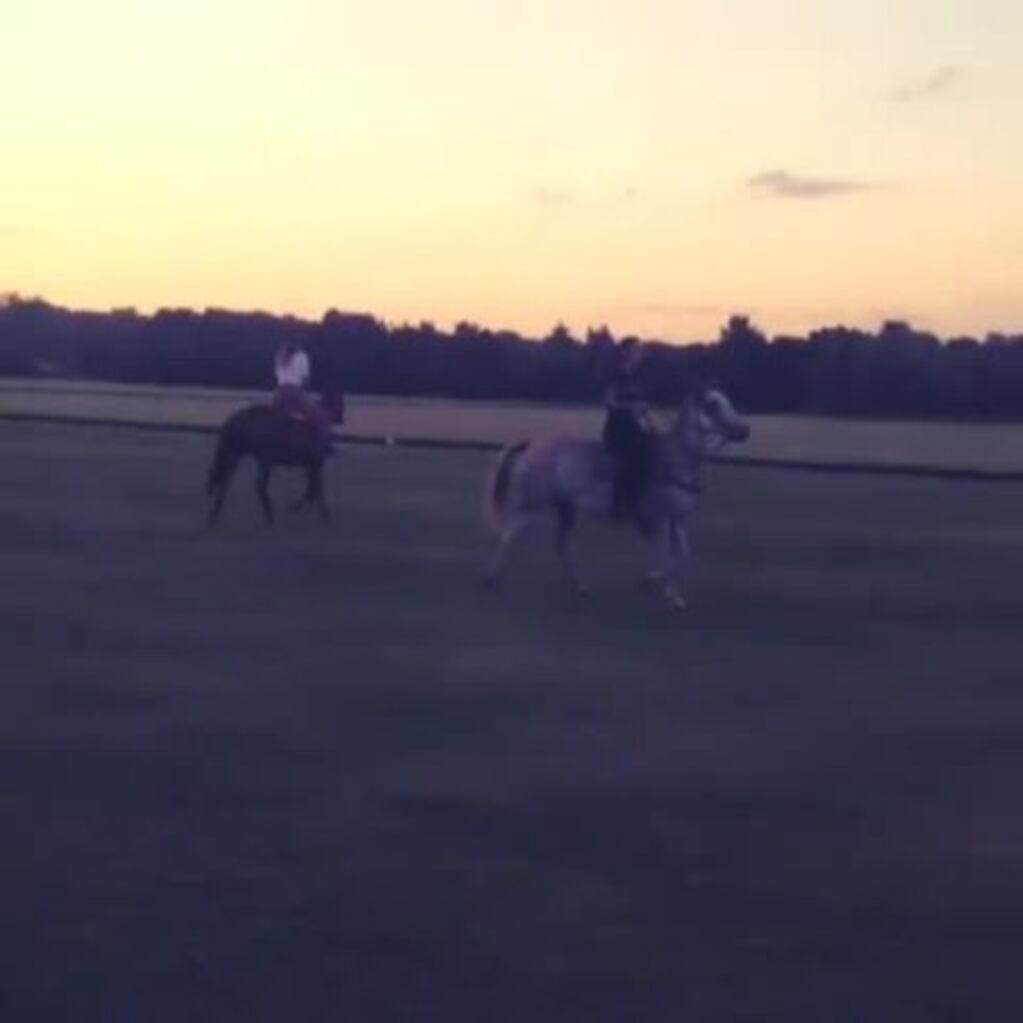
0,296,1020,419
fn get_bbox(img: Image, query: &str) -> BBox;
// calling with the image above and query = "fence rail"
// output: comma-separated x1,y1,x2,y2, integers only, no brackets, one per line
4,410,1023,482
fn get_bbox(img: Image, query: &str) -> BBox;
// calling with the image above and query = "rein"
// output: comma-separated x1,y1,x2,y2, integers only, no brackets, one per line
648,395,744,501
655,415,725,497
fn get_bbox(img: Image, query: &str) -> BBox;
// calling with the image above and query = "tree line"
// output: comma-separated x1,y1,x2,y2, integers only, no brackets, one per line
1,295,1021,419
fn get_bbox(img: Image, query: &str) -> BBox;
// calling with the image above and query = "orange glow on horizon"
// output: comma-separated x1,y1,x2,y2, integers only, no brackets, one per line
3,0,1021,342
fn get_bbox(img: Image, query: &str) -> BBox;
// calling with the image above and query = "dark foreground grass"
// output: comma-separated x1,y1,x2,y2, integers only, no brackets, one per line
2,422,1023,1022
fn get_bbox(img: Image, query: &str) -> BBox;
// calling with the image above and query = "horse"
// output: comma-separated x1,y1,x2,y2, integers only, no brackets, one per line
205,387,345,526
480,385,751,608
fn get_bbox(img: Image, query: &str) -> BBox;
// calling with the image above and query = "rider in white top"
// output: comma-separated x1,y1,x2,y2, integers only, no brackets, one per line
275,346,311,388
273,342,331,450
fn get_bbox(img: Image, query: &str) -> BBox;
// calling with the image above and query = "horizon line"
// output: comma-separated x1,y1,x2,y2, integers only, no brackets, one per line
1,291,1015,347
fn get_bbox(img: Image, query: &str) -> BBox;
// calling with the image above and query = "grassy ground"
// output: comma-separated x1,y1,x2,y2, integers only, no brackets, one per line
3,377,1023,471
3,421,1023,1021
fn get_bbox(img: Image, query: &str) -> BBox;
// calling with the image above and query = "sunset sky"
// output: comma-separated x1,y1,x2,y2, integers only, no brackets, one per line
3,0,1021,341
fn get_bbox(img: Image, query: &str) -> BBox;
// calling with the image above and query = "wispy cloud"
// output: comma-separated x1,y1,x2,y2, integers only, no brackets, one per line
891,66,961,103
748,170,873,200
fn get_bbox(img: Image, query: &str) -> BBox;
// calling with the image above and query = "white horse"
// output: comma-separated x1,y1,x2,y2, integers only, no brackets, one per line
481,386,751,608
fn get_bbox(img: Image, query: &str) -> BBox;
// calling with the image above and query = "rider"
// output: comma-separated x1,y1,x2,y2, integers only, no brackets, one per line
273,339,333,452
602,338,655,520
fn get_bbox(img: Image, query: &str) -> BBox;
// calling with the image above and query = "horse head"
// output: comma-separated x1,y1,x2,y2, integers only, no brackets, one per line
669,383,751,460
697,386,751,446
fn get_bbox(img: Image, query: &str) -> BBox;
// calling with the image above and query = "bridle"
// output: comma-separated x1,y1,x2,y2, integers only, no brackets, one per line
653,394,737,496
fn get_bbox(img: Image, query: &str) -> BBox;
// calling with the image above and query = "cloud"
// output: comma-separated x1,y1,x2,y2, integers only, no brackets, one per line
748,170,872,200
891,66,961,103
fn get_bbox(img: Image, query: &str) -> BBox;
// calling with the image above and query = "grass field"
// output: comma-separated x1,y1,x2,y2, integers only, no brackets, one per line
3,377,1023,471
3,421,1023,1021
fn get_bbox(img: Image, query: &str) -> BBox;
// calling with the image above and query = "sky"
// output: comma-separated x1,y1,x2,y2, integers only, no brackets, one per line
2,0,1021,341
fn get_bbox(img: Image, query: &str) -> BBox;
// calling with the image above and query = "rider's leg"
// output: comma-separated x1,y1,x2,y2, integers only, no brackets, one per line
310,393,334,447
629,431,656,522
615,422,649,518
604,411,633,518
292,390,334,451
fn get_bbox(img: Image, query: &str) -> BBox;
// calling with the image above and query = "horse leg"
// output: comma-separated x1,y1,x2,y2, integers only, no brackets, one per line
310,462,332,525
207,448,243,526
256,463,275,525
645,518,686,609
482,513,530,588
660,519,691,609
208,482,229,526
637,505,666,589
555,500,588,596
289,466,316,513
667,519,693,606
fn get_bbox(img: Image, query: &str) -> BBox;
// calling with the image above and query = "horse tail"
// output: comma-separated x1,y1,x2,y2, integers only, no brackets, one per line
484,441,528,534
206,423,241,496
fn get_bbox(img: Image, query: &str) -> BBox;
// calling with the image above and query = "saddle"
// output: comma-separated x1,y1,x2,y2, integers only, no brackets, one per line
271,396,317,425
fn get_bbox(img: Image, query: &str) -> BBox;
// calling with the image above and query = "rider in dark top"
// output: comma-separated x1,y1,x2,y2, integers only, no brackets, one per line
602,338,654,520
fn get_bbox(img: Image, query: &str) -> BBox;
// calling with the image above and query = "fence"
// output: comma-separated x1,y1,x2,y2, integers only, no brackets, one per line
4,409,1023,483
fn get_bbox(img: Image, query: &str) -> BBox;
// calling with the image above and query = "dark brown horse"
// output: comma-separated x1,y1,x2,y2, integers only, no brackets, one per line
206,388,345,525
